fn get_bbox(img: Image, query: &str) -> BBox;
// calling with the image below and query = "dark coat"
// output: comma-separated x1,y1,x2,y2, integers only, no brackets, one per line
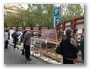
80,37,84,61
59,36,77,59
12,32,19,42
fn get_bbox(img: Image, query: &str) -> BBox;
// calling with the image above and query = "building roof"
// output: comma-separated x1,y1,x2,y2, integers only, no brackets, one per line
4,4,25,15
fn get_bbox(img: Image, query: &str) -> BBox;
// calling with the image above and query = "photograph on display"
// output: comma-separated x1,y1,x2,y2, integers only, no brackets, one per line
4,4,84,64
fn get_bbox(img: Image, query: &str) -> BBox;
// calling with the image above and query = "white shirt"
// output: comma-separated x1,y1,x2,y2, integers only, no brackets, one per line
4,32,8,41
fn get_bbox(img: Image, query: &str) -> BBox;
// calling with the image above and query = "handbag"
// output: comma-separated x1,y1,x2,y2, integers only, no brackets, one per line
18,42,24,50
55,44,62,54
55,39,63,54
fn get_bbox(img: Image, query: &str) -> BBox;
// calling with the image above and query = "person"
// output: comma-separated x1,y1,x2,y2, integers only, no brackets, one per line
57,28,77,64
4,30,9,49
24,30,31,61
20,29,26,55
80,36,84,63
12,30,20,49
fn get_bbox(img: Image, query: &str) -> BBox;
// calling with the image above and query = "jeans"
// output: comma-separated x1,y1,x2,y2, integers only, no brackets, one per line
24,44,30,59
5,40,8,49
14,41,17,49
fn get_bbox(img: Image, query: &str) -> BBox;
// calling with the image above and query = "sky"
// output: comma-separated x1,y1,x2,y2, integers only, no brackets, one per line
21,4,61,9
21,4,84,11
21,4,28,9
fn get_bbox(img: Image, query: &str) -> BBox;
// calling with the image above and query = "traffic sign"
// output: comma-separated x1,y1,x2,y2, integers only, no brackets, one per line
55,16,61,27
54,7,60,16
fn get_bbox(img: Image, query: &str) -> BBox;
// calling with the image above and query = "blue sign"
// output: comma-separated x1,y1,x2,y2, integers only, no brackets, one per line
55,16,61,27
54,7,60,16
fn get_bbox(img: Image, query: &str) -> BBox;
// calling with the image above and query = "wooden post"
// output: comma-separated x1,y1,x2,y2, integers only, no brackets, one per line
40,39,42,54
46,42,47,52
55,30,58,48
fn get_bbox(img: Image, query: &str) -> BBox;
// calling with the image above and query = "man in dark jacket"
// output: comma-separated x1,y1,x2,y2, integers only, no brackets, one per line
12,30,19,49
24,30,31,61
56,28,77,64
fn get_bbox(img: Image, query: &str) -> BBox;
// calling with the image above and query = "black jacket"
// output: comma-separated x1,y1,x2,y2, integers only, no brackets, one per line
12,32,19,42
80,37,84,60
60,36,77,59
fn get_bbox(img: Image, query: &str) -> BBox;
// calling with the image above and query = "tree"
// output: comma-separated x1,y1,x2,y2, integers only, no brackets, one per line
4,13,21,26
4,4,84,27
27,4,54,27
61,4,84,21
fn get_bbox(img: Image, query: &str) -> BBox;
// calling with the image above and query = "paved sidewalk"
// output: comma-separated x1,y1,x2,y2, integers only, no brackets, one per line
4,45,48,64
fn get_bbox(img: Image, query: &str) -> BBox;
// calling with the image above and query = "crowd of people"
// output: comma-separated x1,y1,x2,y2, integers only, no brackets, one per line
4,29,32,61
4,28,84,64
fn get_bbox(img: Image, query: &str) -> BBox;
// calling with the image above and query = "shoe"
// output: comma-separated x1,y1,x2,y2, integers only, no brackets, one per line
27,58,32,61
15,48,17,50
22,53,24,55
22,51,24,55
5,48,8,49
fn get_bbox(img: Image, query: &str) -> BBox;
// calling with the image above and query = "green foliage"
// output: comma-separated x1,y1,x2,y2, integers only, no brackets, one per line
4,4,84,27
61,4,84,22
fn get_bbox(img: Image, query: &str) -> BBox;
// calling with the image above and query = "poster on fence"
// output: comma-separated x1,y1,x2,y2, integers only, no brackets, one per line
41,29,57,42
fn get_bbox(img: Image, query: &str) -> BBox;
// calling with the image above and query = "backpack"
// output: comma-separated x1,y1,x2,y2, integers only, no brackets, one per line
12,32,15,38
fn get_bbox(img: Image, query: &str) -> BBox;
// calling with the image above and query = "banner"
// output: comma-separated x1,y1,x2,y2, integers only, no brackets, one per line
41,29,57,42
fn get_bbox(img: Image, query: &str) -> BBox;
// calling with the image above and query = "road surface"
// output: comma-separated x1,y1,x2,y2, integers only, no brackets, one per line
4,45,48,64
